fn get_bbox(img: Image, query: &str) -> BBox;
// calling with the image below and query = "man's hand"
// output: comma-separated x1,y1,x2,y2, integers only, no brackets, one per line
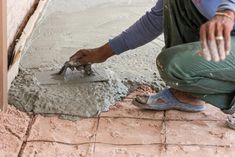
70,43,115,64
199,10,234,62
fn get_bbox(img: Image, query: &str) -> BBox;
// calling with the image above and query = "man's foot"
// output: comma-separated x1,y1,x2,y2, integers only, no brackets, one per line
171,89,207,106
132,88,207,112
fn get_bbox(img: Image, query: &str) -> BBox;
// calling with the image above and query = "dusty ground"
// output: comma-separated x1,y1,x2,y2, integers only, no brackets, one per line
1,86,235,157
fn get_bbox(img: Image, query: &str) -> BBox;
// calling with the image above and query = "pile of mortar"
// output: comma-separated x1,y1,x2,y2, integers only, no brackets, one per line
9,68,129,120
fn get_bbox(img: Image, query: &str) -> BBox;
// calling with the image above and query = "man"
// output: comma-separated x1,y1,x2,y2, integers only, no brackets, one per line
70,0,235,128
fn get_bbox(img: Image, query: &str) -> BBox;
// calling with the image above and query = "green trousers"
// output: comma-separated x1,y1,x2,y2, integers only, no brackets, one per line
157,0,235,114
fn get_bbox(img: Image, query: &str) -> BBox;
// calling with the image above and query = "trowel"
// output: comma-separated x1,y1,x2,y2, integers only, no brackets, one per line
35,60,109,85
56,60,93,76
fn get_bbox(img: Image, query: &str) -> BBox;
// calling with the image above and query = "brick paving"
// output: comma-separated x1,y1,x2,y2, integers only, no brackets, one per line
1,86,235,157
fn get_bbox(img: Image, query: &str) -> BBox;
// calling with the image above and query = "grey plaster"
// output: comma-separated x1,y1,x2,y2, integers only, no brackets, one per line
9,0,165,119
9,68,128,119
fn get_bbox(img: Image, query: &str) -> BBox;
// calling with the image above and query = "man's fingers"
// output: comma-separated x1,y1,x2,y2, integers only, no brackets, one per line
207,23,220,62
215,23,226,60
208,40,220,62
200,25,211,61
74,52,92,64
216,39,226,60
224,28,231,55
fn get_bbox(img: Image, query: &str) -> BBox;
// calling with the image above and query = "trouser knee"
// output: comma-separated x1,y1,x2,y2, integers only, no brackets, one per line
156,49,192,89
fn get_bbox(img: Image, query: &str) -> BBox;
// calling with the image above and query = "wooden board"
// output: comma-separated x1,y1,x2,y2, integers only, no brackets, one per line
0,0,7,112
7,0,48,90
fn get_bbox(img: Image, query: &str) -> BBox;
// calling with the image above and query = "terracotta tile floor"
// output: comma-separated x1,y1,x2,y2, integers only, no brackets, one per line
1,86,235,157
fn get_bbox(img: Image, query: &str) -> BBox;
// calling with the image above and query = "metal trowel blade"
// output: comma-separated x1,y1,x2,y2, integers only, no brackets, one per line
35,68,109,85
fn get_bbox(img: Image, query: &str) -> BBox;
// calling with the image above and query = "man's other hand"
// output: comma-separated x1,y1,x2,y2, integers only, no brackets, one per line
199,10,234,62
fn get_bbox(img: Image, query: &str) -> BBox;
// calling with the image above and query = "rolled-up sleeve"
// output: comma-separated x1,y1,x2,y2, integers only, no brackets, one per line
109,0,164,55
217,0,235,12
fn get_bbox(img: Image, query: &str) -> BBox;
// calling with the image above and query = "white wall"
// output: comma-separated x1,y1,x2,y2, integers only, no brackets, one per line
7,0,36,48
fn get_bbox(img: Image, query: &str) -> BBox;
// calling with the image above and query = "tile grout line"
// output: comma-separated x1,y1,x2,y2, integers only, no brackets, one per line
166,143,233,148
25,140,164,146
100,116,164,121
23,140,233,148
90,116,100,157
17,115,37,157
17,112,226,122
163,111,167,151
100,115,226,122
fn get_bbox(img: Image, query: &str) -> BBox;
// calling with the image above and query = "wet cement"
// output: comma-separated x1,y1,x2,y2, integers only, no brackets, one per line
9,68,128,120
9,0,165,120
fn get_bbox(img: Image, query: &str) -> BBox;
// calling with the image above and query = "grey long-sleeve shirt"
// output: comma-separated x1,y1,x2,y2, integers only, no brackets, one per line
109,0,235,55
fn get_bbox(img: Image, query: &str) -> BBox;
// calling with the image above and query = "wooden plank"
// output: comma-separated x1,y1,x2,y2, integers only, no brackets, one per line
0,0,7,112
8,0,48,90
8,0,40,67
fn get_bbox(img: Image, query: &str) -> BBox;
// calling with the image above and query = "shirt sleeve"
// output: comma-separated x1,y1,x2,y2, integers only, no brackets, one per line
217,0,235,12
109,0,164,55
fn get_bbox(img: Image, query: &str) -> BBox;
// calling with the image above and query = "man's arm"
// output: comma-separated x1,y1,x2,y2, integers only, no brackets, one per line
109,0,164,55
70,1,164,64
217,0,235,13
